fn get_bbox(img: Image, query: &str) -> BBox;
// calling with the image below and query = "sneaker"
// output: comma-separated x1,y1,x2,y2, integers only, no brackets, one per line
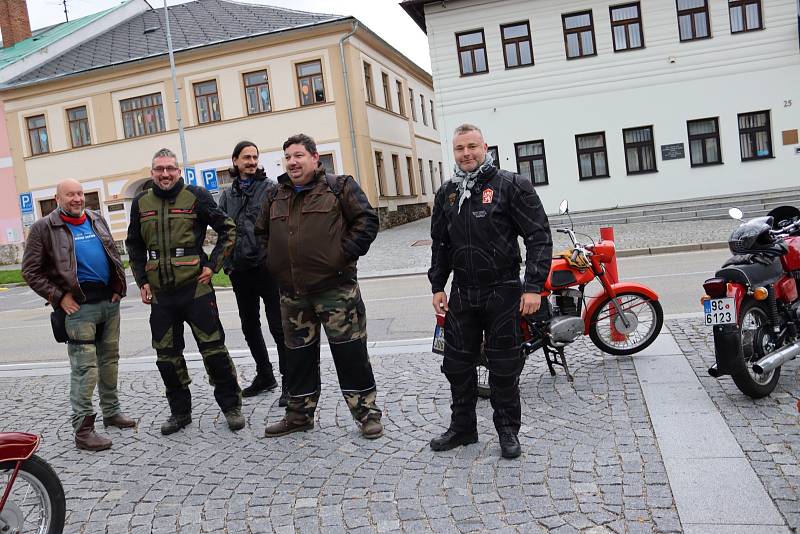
499,432,521,459
360,417,384,440
160,413,192,435
429,428,478,451
224,409,246,431
264,416,313,437
242,373,278,398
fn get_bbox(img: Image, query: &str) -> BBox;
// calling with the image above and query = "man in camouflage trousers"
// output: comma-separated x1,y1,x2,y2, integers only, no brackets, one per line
126,148,244,435
256,134,383,439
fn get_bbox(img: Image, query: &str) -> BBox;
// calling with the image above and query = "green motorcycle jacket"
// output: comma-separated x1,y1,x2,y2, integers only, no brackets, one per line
126,179,235,292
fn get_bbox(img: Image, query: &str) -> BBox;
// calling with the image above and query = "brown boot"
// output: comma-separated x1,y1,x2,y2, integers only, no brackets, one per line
360,416,384,439
75,414,112,451
264,413,313,437
103,413,136,429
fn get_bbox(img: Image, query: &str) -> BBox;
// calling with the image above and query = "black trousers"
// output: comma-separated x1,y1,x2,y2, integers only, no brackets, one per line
150,283,241,415
443,283,525,435
229,266,287,379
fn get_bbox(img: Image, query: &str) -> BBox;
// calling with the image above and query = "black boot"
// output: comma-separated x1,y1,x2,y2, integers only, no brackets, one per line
499,432,521,459
160,413,192,435
431,369,478,452
242,372,278,398
430,428,478,451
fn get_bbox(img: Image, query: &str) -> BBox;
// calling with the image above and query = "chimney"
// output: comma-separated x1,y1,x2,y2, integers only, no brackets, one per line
0,0,32,49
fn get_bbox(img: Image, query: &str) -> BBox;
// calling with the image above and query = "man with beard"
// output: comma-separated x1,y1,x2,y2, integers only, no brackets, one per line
126,148,243,434
256,134,383,439
22,179,134,450
428,124,552,458
219,141,288,405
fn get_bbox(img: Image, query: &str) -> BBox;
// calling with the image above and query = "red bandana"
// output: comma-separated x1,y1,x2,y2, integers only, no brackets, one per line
59,211,87,225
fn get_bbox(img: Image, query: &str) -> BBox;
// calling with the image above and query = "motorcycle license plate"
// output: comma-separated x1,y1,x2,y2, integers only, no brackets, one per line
432,324,445,354
703,298,736,325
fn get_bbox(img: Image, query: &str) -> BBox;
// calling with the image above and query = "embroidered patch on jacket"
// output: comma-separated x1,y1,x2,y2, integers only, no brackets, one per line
139,210,157,219
472,210,487,218
482,188,494,204
448,192,457,206
169,208,194,215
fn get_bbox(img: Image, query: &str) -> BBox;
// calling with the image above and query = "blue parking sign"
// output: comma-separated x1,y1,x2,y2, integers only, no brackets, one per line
184,167,197,186
202,169,218,191
19,192,33,214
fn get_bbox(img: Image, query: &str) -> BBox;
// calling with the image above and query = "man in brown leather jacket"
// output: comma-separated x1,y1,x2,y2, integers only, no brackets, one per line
22,179,135,451
256,133,383,440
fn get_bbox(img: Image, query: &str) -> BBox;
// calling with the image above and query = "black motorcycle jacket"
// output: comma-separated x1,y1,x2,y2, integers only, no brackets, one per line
428,166,552,294
218,171,276,272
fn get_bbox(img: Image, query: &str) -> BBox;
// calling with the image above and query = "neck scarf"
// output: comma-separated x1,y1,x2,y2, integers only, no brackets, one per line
452,152,494,213
58,208,86,225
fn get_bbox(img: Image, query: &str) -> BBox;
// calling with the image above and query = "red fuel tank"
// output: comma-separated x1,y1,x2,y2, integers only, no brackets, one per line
781,236,800,272
546,258,595,290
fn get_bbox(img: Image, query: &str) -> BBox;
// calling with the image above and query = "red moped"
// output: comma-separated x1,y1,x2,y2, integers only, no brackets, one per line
0,433,65,534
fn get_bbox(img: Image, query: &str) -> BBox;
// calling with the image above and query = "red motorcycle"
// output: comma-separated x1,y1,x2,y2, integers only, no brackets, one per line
432,200,664,394
703,205,800,398
0,433,65,534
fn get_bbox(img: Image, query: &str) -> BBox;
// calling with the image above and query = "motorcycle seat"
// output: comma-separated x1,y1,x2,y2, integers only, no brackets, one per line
715,258,784,288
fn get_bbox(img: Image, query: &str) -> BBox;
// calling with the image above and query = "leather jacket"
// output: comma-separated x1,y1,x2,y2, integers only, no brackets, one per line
218,172,276,272
22,209,127,306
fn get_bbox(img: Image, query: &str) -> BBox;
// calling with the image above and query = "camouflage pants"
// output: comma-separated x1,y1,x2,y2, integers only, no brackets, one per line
65,300,122,430
279,282,381,423
150,283,241,415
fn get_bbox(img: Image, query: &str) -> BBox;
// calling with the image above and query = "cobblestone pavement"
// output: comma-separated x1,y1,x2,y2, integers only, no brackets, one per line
668,318,800,531
1,338,682,533
358,217,737,276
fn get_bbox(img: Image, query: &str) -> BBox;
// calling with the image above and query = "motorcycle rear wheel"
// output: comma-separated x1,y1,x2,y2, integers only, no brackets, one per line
730,298,781,399
588,291,663,356
0,455,65,534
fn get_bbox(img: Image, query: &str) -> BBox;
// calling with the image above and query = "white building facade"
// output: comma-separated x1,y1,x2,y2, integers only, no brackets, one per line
403,0,800,213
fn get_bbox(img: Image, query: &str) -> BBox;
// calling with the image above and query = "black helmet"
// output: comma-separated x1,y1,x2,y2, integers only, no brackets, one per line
728,216,773,254
766,205,800,230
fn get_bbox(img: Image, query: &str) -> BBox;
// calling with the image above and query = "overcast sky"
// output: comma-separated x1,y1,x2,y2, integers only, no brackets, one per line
25,0,432,71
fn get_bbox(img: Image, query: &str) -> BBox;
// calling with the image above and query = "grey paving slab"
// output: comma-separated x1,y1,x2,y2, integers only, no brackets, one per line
633,328,685,357
683,525,792,534
633,353,695,385
640,383,720,416
652,411,745,459
670,318,800,531
664,457,785,526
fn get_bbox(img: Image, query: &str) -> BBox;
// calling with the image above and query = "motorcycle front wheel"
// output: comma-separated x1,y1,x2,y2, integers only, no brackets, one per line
0,455,66,534
730,298,781,399
588,291,663,356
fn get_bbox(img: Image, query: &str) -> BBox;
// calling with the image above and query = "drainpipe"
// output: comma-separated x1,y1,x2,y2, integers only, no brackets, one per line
339,20,382,228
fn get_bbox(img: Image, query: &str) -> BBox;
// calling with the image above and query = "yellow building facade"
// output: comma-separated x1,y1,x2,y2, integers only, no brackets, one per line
1,5,441,243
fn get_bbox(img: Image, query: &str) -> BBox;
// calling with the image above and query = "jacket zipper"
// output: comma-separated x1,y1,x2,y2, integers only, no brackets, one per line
160,198,172,288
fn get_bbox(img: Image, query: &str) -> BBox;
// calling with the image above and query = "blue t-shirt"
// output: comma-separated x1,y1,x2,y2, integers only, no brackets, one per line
67,218,110,285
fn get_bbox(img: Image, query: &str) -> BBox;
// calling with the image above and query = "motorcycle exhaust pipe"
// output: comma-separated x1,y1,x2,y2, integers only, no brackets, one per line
752,341,800,374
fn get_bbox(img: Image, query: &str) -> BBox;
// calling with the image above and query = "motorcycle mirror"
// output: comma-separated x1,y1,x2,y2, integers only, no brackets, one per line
728,207,744,221
559,199,569,215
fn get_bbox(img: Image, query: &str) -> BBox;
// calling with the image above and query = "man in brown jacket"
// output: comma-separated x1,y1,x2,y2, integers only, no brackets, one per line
256,133,383,439
22,179,135,451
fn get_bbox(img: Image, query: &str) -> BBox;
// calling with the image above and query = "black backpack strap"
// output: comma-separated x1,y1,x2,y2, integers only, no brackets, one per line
325,173,345,197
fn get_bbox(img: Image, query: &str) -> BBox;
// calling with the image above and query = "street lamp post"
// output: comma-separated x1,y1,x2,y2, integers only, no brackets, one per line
163,0,189,167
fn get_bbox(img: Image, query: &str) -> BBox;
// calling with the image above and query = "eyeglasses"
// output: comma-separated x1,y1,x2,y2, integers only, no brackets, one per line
152,166,179,173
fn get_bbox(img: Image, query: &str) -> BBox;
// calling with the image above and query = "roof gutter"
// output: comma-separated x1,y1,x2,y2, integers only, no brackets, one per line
338,19,381,224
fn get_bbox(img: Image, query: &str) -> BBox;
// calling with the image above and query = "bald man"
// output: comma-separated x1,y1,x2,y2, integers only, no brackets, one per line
23,179,135,451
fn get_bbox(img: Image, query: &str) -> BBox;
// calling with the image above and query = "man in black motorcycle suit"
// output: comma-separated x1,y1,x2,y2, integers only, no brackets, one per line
428,123,552,458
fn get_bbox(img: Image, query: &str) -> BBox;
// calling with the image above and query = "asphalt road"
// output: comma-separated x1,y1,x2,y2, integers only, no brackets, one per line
0,248,730,366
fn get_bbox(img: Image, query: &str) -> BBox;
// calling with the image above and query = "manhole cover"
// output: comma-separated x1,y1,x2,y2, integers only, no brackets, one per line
411,239,432,247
